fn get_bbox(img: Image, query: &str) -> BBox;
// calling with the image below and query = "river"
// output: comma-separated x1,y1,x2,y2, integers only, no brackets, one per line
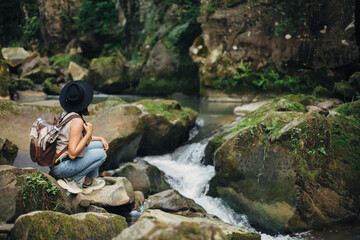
16,94,360,239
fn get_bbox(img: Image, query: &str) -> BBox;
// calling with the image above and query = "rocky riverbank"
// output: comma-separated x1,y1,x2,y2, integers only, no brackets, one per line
206,95,360,234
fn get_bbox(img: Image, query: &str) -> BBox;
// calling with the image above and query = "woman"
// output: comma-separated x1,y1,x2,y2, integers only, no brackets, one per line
50,80,109,194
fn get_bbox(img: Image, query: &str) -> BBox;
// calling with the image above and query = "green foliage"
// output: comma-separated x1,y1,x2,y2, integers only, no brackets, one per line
336,100,360,126
73,0,123,51
20,15,39,40
202,0,221,14
22,171,59,210
213,61,314,93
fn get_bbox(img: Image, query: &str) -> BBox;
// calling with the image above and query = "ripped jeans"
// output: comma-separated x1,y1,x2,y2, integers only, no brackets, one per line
49,141,106,182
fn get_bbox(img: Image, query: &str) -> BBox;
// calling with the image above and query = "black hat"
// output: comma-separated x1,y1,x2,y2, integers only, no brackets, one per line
59,81,93,113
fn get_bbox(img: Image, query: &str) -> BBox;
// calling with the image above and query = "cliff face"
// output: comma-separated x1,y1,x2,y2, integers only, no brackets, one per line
191,0,358,92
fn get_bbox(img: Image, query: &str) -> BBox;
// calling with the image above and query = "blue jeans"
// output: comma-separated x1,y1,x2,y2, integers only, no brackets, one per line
50,141,106,182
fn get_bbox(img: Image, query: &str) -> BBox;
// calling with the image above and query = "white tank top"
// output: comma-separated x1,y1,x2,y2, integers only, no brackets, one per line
56,111,86,158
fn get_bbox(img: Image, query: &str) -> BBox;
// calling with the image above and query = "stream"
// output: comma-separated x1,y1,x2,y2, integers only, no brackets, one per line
16,94,360,239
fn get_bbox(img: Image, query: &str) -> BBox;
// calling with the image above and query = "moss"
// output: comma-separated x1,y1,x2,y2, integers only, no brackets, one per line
42,77,61,95
0,99,18,115
13,212,127,240
50,53,88,68
312,85,332,98
336,100,360,126
136,99,198,125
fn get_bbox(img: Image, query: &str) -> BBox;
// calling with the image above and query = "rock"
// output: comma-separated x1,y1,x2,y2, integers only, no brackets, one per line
12,78,36,91
0,137,18,165
114,161,170,197
68,61,88,80
11,211,127,240
317,99,343,110
18,52,49,76
0,167,74,223
87,98,145,171
144,189,206,217
42,77,61,95
86,56,129,94
336,100,360,125
87,205,108,213
0,60,11,98
233,101,268,116
208,95,360,233
142,40,176,79
305,106,329,116
22,65,57,84
113,209,260,240
114,218,226,240
75,177,134,208
333,80,356,101
134,99,198,155
1,48,30,68
134,191,145,211
348,72,360,92
312,86,332,98
49,53,88,68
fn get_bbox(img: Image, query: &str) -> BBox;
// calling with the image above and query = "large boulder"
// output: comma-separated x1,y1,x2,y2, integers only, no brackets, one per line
134,99,198,155
68,61,88,81
0,166,74,223
0,137,18,165
11,211,127,240
74,177,134,208
114,161,170,197
207,95,360,233
18,52,49,76
144,189,206,217
113,209,260,240
87,98,145,171
1,48,30,68
86,56,129,94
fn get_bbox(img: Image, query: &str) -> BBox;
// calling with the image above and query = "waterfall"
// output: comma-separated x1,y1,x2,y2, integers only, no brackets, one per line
138,119,301,240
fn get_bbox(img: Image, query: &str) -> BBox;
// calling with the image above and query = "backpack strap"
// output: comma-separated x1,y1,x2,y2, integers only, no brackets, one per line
56,113,82,128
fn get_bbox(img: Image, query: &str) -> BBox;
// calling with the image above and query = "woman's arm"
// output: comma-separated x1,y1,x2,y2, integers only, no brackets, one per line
92,136,109,151
68,118,93,159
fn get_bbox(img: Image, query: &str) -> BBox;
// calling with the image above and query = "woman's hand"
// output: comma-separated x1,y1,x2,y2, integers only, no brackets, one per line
100,137,109,151
83,122,93,135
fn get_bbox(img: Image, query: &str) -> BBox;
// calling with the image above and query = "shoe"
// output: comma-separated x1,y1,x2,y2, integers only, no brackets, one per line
57,178,82,194
82,178,105,194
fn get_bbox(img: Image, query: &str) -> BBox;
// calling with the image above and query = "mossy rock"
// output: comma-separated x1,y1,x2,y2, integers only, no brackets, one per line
333,80,356,101
208,95,360,233
12,78,36,91
336,99,360,126
312,85,332,98
0,167,74,223
134,99,198,155
22,65,57,84
42,77,61,95
117,209,261,240
50,53,88,68
86,56,129,94
11,211,127,240
0,137,18,165
0,60,10,97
